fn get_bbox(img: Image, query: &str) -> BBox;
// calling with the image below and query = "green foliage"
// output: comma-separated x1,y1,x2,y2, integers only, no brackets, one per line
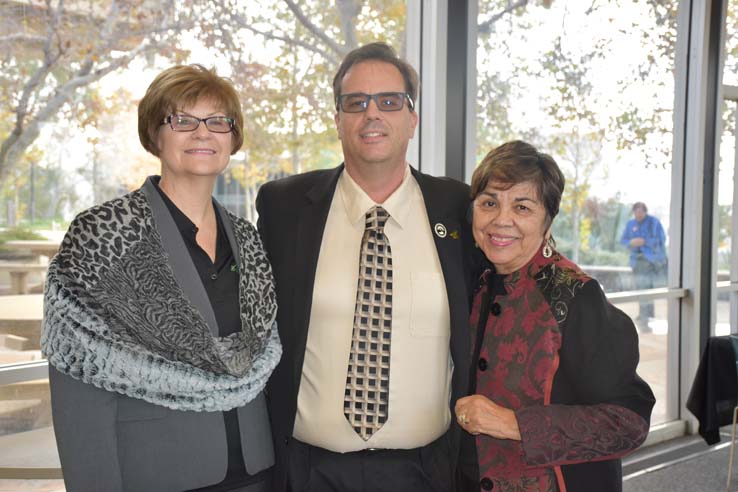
3,0,682,234
716,204,733,271
209,0,408,195
552,195,632,267
1,0,410,220
1,150,79,226
727,0,738,82
577,247,630,267
0,0,193,187
476,0,678,263
0,226,47,247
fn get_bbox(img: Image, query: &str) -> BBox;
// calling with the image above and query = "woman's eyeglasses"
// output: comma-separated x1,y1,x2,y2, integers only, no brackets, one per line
162,115,234,133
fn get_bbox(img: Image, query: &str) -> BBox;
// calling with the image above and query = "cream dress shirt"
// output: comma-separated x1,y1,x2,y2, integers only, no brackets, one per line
292,166,452,452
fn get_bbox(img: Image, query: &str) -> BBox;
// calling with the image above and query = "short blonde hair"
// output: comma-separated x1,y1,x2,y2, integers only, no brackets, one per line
138,64,244,156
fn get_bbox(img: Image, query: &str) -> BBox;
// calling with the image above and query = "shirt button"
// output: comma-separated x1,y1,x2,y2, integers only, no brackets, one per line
210,273,218,280
478,358,488,371
490,303,501,316
480,477,494,490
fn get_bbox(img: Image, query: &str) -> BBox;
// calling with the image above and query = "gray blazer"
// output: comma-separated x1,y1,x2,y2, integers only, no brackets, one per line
49,178,274,492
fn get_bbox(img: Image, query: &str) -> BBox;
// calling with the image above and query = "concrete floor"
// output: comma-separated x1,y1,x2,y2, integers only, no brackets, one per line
0,480,64,492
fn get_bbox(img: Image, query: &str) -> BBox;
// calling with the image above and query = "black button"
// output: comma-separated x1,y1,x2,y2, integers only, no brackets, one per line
478,358,488,371
480,477,493,490
490,303,501,316
283,437,289,445
210,273,218,280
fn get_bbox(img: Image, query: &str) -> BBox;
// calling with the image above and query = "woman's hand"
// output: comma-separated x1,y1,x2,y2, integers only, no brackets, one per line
455,394,521,441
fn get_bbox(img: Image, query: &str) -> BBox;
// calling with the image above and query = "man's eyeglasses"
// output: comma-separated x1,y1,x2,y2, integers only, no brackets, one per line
336,92,414,113
162,114,235,133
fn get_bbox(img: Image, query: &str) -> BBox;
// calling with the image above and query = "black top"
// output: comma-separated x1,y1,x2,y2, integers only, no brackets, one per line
467,269,506,395
154,182,260,491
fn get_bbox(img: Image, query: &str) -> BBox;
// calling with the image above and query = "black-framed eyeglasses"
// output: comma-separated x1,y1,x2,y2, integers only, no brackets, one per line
161,114,235,133
336,92,414,113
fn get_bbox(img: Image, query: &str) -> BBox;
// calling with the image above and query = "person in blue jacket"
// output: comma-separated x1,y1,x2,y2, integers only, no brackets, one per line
620,201,667,332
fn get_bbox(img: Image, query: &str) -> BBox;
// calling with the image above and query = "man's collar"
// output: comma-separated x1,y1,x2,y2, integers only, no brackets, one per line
338,165,413,228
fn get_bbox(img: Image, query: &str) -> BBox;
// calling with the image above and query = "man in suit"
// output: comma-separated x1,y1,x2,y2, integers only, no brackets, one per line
257,42,473,492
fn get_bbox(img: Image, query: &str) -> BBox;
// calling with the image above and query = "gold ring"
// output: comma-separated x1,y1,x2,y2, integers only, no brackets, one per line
457,413,467,425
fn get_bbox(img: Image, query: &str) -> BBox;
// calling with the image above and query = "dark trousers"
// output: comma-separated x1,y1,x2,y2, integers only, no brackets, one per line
286,434,453,492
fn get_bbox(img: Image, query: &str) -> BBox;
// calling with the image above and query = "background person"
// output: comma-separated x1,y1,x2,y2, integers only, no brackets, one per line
42,64,281,492
620,201,667,332
455,140,655,492
256,42,474,492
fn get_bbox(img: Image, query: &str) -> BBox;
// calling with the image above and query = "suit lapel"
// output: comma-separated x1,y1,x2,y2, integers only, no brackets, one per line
142,177,220,336
291,165,344,383
411,168,471,403
411,168,467,312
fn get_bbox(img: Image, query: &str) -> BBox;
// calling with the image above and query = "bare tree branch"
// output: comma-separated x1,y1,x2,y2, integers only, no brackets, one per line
0,33,48,45
240,23,340,65
2,0,65,170
283,0,346,57
0,0,186,185
478,0,530,35
335,0,360,50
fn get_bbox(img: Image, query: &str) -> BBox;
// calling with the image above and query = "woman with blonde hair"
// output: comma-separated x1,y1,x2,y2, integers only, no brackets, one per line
43,65,281,492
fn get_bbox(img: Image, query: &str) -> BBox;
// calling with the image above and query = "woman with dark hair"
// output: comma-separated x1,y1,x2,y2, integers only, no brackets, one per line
43,64,281,492
456,140,655,492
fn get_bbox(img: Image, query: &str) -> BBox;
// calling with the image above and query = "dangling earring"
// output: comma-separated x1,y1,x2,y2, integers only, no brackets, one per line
542,236,554,258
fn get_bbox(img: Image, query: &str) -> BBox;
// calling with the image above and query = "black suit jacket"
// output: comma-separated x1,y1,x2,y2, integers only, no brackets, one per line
256,164,474,492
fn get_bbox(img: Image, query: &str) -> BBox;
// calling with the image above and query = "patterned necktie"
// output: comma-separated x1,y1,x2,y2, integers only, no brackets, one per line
344,206,393,440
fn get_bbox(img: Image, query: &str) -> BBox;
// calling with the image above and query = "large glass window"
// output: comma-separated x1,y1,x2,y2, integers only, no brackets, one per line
724,0,738,86
716,99,735,336
717,0,738,337
0,1,412,486
475,0,678,425
0,0,412,227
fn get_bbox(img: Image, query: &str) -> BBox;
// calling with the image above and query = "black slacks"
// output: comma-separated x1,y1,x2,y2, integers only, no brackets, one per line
286,434,453,492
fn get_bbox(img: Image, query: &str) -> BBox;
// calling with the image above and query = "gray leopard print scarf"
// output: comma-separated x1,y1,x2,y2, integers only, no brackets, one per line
41,187,281,411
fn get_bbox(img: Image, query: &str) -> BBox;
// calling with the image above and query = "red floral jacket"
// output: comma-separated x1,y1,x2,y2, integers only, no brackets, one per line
461,247,655,492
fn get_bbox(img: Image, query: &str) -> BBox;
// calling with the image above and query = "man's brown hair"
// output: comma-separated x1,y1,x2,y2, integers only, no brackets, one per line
332,42,419,112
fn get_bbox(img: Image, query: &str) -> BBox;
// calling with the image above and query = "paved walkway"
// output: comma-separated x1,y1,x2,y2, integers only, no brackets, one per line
0,480,64,492
0,295,43,365
0,295,43,321
0,427,59,469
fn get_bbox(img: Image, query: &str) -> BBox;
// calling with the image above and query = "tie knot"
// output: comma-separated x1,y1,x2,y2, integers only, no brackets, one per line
365,206,389,232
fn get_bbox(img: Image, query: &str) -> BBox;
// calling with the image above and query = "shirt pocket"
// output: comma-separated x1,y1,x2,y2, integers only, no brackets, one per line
409,272,449,337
